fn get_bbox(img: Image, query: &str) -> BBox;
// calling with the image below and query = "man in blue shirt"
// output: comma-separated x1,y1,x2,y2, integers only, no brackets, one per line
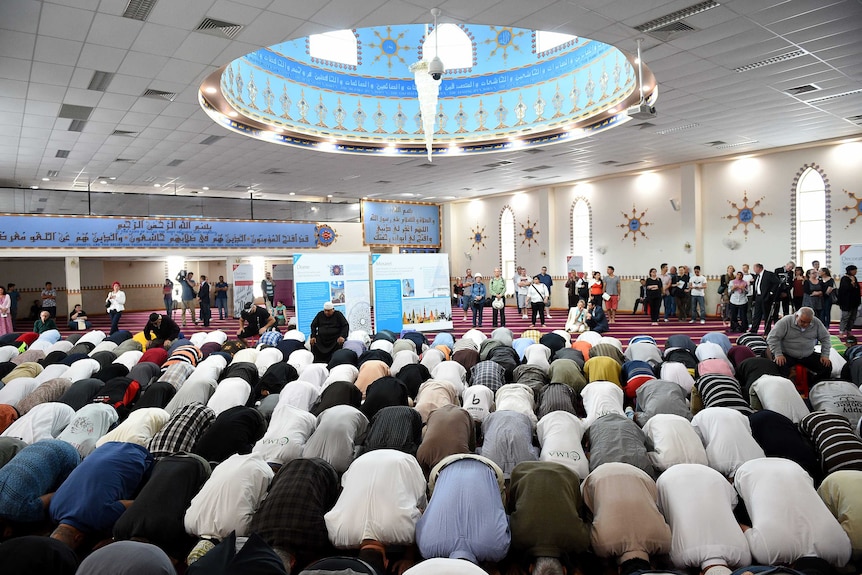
49,441,153,549
416,454,510,564
178,271,198,327
469,273,487,328
215,275,229,320
537,266,554,318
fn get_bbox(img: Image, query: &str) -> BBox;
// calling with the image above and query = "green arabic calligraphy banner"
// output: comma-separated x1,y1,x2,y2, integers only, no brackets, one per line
0,214,325,249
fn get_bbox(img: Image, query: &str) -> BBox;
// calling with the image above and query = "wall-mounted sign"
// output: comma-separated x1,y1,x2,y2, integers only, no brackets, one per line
0,214,332,250
361,200,441,247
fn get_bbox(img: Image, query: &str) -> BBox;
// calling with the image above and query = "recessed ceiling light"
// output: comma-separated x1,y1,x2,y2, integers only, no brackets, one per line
154,183,161,188
289,192,295,196
42,177,50,181
202,186,209,191
100,180,107,184
227,111,238,117
109,177,116,180
30,185,38,189
205,86,217,94
327,194,333,198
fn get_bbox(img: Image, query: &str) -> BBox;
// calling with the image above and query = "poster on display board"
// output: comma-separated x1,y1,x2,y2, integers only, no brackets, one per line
232,264,254,318
839,244,862,327
272,263,294,308
293,253,372,336
372,253,453,333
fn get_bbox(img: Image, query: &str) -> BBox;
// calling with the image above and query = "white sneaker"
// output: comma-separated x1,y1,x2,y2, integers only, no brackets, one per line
546,313,552,319
522,314,528,320
701,319,706,324
688,320,694,323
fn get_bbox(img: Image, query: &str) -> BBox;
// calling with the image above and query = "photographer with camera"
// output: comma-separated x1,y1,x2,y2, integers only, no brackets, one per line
176,270,198,327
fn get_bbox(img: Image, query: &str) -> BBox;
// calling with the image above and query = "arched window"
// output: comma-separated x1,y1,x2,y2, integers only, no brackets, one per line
423,23,473,70
309,30,358,67
536,30,576,54
571,199,591,275
500,207,516,294
795,167,826,268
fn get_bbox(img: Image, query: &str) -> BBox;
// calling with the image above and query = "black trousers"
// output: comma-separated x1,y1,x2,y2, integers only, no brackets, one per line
750,295,773,334
777,351,831,382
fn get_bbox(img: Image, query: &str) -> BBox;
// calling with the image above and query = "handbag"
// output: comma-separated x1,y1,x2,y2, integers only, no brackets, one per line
105,301,111,309
829,290,838,304
601,292,611,301
717,284,727,294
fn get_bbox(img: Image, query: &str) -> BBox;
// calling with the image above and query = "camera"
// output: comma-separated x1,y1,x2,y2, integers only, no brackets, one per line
176,270,187,281
428,56,444,81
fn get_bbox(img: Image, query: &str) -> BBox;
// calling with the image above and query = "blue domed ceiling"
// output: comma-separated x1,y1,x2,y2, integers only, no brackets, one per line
199,24,657,157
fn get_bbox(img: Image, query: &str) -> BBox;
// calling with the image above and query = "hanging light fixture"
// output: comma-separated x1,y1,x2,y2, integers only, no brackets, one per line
410,7,443,162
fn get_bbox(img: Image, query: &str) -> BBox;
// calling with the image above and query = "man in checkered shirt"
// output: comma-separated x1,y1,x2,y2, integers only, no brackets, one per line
469,360,506,393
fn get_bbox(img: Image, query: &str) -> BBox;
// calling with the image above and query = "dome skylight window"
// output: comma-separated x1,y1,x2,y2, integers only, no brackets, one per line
422,23,473,70
309,30,358,67
536,30,577,54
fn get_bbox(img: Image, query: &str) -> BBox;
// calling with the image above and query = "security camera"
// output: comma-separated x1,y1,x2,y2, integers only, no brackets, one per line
429,56,444,81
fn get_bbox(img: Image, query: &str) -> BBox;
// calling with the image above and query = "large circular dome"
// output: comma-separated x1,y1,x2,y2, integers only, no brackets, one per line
199,23,656,157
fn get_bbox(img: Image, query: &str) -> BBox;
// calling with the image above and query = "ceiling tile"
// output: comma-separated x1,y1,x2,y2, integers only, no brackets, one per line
118,51,169,78
0,56,31,81
86,12,144,50
30,61,75,86
33,35,83,66
0,30,36,60
0,0,41,34
131,23,191,57
24,99,61,116
173,33,232,65
76,43,127,72
27,82,67,102
38,2,95,42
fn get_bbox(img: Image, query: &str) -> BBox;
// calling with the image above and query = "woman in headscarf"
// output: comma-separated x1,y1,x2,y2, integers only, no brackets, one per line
361,377,408,420
311,380,362,417
354,360,390,399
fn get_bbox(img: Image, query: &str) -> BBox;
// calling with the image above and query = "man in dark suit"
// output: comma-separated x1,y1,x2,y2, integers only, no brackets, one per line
749,263,780,336
773,261,795,321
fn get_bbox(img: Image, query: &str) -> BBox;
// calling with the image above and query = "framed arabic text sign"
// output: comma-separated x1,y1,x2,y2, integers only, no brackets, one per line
0,214,328,250
361,200,441,248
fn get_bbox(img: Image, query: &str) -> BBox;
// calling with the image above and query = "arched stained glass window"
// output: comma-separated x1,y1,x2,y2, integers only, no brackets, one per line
796,167,826,268
501,207,516,294
571,199,591,275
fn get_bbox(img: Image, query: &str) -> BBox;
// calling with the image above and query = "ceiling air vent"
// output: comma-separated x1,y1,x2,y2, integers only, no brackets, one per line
87,70,115,92
111,130,137,137
196,17,244,40
714,140,758,149
522,165,552,172
122,0,158,21
142,89,177,102
634,1,718,33
599,160,619,165
520,148,544,155
47,170,60,177
262,168,288,175
785,84,820,96
375,180,392,184
646,21,697,42
846,115,862,125
733,50,806,72
114,158,137,163
199,135,224,145
655,123,700,135
705,140,727,147
58,104,93,120
167,159,184,167
55,150,70,158
68,120,87,132
808,88,862,104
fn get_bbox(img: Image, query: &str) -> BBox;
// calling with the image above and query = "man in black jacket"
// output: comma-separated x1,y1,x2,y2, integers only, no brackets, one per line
838,265,860,338
749,263,781,336
773,261,795,322
144,312,181,345
198,275,211,327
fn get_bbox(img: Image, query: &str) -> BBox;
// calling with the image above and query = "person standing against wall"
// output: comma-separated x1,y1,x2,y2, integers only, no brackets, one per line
603,266,620,324
198,275,211,328
178,271,197,327
489,268,506,328
6,284,19,330
537,266,554,318
214,275,229,320
260,271,275,310
41,281,57,318
106,281,126,335
162,278,174,319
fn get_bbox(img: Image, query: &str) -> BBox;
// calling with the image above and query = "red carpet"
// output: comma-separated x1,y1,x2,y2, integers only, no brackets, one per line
48,307,846,348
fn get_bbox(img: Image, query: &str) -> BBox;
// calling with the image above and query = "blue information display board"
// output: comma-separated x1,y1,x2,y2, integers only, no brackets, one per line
0,214,324,249
361,200,441,247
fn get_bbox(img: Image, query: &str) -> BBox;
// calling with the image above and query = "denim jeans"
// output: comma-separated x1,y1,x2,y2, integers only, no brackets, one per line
691,295,705,320
663,294,676,319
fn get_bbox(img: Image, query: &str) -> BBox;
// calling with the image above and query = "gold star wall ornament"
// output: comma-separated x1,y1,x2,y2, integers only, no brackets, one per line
838,189,862,228
482,26,524,62
368,26,412,71
724,191,770,238
469,224,486,250
519,217,540,249
618,205,650,244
